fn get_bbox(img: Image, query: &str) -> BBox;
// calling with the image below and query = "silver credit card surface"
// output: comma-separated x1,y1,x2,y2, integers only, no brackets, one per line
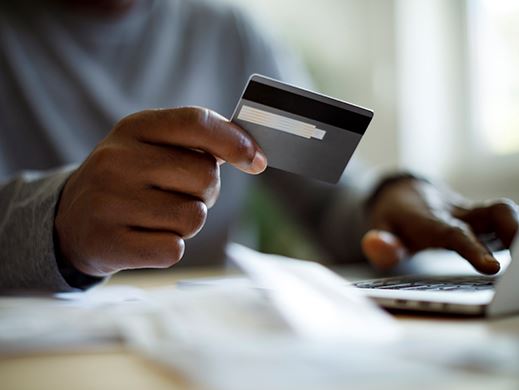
232,74,374,183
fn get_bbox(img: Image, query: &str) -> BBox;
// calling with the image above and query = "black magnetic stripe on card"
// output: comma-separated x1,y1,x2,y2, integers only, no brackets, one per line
242,81,372,135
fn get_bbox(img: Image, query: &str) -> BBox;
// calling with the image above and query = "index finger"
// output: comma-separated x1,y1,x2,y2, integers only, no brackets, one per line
118,107,267,174
433,221,501,275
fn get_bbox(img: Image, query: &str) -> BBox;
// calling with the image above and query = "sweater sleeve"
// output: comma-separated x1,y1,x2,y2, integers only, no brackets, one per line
0,166,102,292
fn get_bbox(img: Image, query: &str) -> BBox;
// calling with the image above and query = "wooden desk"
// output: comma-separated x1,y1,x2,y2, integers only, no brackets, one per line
1,267,519,390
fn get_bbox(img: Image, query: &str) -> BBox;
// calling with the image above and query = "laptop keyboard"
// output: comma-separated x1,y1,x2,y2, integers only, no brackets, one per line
353,276,496,292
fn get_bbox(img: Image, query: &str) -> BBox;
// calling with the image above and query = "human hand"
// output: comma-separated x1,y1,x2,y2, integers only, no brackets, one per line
55,107,267,276
361,177,518,274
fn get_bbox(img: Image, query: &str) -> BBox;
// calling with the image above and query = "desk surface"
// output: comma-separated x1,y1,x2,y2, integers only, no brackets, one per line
2,267,519,390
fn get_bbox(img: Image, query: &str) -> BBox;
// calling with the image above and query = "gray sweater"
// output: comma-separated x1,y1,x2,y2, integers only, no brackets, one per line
0,0,368,291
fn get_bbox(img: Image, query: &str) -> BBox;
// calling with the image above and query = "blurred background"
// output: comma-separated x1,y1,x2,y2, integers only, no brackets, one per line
225,0,519,257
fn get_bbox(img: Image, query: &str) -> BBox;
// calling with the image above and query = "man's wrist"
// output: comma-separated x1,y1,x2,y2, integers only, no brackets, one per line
53,172,104,290
365,172,429,211
53,227,104,290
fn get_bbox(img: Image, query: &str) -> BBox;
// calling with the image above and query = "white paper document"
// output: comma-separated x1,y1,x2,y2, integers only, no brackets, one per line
1,244,518,390
226,243,399,343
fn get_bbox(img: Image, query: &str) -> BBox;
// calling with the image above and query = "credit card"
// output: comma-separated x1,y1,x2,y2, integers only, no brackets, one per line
231,74,374,183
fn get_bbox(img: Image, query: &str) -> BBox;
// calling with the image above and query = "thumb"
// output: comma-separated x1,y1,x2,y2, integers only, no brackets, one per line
361,230,408,270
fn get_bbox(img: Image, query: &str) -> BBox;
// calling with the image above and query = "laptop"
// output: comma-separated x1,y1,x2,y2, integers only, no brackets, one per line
353,235,519,317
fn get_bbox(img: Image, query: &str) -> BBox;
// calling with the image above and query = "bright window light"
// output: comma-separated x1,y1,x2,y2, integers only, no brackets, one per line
469,0,519,156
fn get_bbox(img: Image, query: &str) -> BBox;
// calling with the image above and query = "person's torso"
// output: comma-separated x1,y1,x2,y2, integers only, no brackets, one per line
0,0,279,265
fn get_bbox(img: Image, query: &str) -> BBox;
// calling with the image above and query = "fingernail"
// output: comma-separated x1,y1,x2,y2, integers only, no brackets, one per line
250,151,267,174
483,254,501,271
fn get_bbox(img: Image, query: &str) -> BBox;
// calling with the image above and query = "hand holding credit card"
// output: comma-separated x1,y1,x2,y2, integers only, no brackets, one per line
231,74,373,183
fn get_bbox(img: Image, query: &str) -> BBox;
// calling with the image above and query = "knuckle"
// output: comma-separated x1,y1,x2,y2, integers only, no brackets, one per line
233,134,255,163
113,110,150,136
181,106,210,127
197,159,220,192
156,237,185,268
89,145,115,170
205,179,221,209
491,199,518,215
182,200,208,238
87,145,128,187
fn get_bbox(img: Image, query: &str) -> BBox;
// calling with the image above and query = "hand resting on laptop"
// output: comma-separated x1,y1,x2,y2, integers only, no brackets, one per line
362,176,518,275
